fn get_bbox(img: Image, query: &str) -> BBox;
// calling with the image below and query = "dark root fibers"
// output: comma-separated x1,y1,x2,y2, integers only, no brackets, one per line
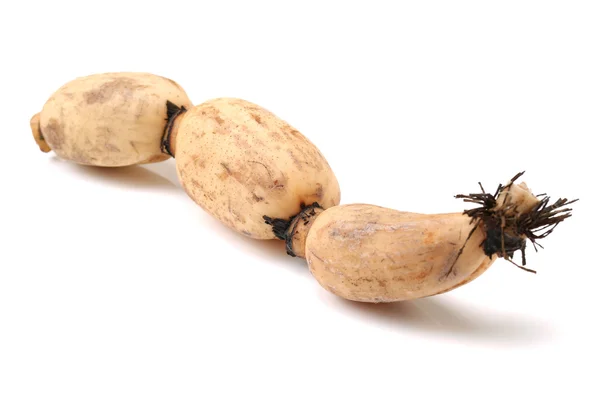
447,171,577,277
161,101,187,157
263,202,322,257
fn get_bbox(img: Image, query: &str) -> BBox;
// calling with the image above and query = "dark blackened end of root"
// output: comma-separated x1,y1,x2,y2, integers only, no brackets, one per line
166,100,184,120
161,100,187,157
263,202,323,257
262,216,291,241
452,171,578,275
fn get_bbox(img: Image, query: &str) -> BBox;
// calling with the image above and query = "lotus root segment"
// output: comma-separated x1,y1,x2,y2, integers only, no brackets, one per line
170,98,341,239
31,72,193,166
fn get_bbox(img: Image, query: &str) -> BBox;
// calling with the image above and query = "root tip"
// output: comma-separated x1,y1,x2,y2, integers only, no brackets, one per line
30,113,51,153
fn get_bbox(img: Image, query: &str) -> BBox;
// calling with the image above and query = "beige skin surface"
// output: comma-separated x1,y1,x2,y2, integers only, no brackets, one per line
304,179,543,303
31,72,193,166
305,204,495,302
171,98,341,239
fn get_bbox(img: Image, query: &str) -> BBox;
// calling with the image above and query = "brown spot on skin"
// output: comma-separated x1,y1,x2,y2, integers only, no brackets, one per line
95,127,120,154
423,231,435,245
228,99,264,114
270,131,283,141
219,160,285,195
134,99,147,120
308,250,325,263
42,118,65,150
199,105,226,127
84,78,148,105
288,150,304,170
293,144,321,170
280,125,304,140
378,280,386,288
356,277,374,284
204,192,216,201
315,149,328,164
105,143,121,152
221,163,232,175
129,141,139,154
227,198,234,218
384,263,405,271
191,157,206,169
271,178,286,190
326,285,342,296
414,270,429,280
219,163,247,187
289,128,302,139
249,160,273,180
70,144,93,165
251,113,263,125
235,135,251,149
313,183,323,201
179,168,188,180
252,193,264,202
191,179,203,190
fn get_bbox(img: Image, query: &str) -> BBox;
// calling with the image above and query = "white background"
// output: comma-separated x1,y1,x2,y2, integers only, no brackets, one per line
1,1,599,399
